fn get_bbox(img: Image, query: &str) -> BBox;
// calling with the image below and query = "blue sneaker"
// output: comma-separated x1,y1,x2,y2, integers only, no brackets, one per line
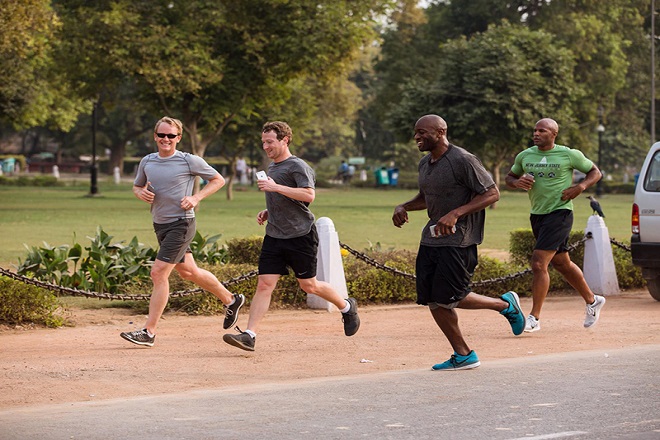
500,291,525,336
432,350,480,371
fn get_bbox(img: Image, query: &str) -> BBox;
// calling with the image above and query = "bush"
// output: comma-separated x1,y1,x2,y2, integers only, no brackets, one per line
344,250,417,303
227,236,263,264
0,175,63,186
0,276,66,327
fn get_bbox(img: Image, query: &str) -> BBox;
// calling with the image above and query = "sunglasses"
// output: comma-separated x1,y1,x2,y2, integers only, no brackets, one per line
156,133,179,139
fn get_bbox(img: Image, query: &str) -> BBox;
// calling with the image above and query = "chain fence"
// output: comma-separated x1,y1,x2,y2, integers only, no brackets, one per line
1,232,632,300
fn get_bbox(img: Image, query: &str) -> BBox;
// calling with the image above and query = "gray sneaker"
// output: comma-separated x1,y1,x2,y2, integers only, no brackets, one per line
584,295,606,328
120,329,155,347
342,297,360,336
223,327,255,351
524,314,540,333
223,293,245,330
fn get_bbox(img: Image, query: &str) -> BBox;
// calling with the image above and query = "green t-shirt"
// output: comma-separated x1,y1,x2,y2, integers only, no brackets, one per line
510,144,593,214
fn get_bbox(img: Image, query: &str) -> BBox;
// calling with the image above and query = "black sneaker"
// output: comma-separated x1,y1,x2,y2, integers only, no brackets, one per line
120,329,155,347
223,327,255,351
223,293,246,329
342,297,360,336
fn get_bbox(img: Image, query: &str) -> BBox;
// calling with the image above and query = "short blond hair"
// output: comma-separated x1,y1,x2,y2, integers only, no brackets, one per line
154,117,183,135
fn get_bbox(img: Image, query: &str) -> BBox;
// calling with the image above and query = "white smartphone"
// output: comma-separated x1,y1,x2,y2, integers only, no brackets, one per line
256,170,267,181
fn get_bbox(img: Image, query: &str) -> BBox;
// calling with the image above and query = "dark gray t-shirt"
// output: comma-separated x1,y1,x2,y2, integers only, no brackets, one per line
264,156,316,239
418,144,494,247
134,150,219,224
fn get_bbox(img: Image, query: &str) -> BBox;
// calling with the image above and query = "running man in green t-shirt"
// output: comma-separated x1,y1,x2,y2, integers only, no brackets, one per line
505,118,606,333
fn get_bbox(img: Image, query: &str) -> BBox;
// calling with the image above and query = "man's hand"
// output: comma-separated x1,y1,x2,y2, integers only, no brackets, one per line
561,184,585,201
134,182,155,204
392,205,409,228
180,194,200,210
257,209,269,225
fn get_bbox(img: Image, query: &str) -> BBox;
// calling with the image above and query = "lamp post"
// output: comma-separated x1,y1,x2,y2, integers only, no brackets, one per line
596,104,605,197
89,101,100,196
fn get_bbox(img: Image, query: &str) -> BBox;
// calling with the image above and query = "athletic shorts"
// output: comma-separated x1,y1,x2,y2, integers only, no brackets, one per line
415,244,478,308
153,218,195,264
258,226,318,279
530,209,573,253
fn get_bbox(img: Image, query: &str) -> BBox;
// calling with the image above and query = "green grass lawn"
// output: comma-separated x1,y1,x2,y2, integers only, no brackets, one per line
0,182,634,267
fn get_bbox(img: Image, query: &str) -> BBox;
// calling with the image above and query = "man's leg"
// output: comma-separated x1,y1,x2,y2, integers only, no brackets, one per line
296,277,348,310
529,249,557,319
144,259,177,334
175,253,233,304
550,252,596,304
430,306,469,356
246,274,280,333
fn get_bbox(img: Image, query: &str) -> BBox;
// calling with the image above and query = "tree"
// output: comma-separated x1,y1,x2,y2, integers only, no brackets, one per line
56,0,390,196
0,0,87,130
387,22,581,185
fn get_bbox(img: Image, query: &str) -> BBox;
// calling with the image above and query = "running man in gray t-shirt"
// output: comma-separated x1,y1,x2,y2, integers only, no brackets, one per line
223,121,360,352
120,117,245,347
392,114,525,371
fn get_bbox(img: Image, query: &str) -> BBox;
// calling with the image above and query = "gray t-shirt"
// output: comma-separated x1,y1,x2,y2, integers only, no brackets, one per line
264,156,316,239
418,144,494,247
134,150,219,224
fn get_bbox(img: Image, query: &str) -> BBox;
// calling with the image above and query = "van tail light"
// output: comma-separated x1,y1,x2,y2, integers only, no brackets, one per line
632,203,640,234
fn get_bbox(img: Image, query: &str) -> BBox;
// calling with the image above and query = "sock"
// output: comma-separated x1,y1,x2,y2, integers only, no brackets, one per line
245,329,256,338
228,296,236,306
340,301,351,313
145,329,155,338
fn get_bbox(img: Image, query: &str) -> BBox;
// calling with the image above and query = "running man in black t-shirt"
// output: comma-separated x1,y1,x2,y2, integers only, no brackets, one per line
392,114,525,371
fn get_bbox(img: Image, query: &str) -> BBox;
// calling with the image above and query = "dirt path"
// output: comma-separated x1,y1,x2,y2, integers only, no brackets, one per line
1,290,658,409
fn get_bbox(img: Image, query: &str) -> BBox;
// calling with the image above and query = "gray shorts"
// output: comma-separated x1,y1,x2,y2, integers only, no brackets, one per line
153,218,195,264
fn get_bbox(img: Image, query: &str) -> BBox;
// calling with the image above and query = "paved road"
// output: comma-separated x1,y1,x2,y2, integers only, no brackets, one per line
1,345,658,440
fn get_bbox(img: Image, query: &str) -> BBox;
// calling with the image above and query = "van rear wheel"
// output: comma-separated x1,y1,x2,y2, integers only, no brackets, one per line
647,275,660,301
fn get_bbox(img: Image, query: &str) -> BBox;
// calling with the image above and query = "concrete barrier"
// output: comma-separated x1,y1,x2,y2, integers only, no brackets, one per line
583,215,619,296
308,217,348,311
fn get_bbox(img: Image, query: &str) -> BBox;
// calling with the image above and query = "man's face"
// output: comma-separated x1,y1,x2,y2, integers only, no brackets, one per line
154,123,181,157
413,121,442,152
533,122,556,148
262,130,289,161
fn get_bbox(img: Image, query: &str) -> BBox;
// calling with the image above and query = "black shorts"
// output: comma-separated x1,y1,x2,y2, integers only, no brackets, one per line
530,209,573,253
153,218,195,264
415,244,478,307
258,226,318,279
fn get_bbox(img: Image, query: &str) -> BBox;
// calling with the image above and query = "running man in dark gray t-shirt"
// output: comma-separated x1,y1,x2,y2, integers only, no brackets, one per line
223,121,360,352
392,114,525,371
120,116,245,347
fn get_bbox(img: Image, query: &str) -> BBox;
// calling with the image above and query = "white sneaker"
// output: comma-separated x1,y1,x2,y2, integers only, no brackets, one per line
584,295,606,328
524,314,540,333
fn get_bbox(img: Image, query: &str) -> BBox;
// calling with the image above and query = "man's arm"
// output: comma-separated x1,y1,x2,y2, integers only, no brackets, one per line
392,192,427,228
561,165,602,201
257,178,315,203
182,174,225,209
437,185,500,231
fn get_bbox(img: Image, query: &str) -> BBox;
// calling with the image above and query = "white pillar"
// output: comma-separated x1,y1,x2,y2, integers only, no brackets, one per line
583,215,619,296
113,166,121,184
52,165,60,180
308,217,348,311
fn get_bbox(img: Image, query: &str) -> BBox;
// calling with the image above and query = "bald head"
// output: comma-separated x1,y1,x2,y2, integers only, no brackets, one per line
533,118,559,150
416,114,447,131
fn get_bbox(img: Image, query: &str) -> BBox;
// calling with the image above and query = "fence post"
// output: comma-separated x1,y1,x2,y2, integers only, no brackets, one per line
583,215,619,296
308,217,348,311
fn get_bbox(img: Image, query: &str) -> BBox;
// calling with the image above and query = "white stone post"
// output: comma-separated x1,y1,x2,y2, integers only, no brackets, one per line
52,165,60,180
583,215,619,296
113,166,121,184
308,217,348,311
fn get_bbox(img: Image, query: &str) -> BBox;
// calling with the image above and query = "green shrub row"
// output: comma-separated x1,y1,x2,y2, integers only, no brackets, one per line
0,175,64,186
3,229,644,326
0,276,66,327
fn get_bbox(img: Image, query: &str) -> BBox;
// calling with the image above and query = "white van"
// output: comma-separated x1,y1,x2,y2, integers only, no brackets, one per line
631,141,660,300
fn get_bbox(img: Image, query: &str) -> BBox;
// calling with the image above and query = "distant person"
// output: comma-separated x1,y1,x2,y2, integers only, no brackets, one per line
392,114,525,371
235,156,247,183
120,116,245,347
338,160,349,183
223,121,360,352
505,118,605,333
